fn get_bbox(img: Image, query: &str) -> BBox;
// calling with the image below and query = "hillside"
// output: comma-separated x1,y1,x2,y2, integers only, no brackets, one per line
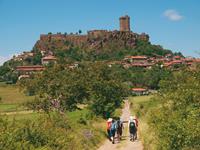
32,31,172,61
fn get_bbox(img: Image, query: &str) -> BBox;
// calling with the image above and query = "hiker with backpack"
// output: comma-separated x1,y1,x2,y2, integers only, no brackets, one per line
106,118,112,141
110,119,117,144
116,117,124,141
128,116,137,141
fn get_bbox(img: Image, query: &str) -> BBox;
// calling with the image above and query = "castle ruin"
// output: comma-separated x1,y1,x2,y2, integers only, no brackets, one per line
34,15,149,52
119,15,131,32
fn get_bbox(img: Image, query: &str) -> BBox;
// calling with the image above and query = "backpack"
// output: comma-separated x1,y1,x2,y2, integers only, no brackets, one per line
107,122,112,129
129,121,135,130
117,120,122,129
111,122,116,130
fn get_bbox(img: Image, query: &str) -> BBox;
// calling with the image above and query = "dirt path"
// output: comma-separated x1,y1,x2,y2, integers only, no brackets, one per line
98,100,143,150
0,110,33,115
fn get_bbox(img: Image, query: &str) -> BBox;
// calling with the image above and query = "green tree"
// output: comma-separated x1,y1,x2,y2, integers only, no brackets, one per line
149,68,200,149
32,52,42,65
78,30,82,35
20,62,128,117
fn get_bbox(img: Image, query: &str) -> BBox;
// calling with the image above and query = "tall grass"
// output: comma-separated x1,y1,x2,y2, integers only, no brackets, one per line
0,82,34,112
0,108,106,150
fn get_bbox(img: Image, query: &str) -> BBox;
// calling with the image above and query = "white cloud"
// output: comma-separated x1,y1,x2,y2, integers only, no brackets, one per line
0,55,12,65
164,9,183,21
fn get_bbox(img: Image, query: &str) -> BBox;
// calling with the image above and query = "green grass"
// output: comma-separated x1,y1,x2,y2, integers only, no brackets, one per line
129,95,159,116
0,82,34,104
0,82,34,112
1,112,40,121
0,104,25,112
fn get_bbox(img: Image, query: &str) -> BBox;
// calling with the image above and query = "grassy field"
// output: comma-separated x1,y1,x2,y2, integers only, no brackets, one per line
0,81,123,149
0,82,34,112
1,112,40,121
129,95,160,150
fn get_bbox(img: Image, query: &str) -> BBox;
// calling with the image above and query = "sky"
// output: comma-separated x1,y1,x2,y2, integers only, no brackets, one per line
0,0,200,65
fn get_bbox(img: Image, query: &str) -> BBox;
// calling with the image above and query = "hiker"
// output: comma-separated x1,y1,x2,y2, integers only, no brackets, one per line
107,118,112,141
128,116,137,141
116,117,124,140
133,116,138,139
110,119,117,144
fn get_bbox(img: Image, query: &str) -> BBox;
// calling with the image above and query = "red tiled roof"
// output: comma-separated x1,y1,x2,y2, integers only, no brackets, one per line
195,59,200,63
164,62,173,67
130,56,147,59
16,66,45,71
172,60,183,64
132,88,147,92
186,62,193,65
184,58,194,62
164,60,183,67
42,55,57,60
174,56,181,59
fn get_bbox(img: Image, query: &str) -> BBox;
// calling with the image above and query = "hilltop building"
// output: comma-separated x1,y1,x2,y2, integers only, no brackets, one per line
119,15,131,32
16,65,45,80
34,15,149,52
42,55,57,65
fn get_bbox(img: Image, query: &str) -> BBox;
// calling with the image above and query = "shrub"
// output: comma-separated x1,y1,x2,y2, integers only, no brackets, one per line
0,113,104,150
149,69,200,150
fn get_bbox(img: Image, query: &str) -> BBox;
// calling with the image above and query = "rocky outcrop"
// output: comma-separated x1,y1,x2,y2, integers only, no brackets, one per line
33,31,149,52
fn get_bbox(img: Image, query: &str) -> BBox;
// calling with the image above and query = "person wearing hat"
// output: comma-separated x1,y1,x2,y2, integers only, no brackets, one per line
128,115,137,141
107,118,112,141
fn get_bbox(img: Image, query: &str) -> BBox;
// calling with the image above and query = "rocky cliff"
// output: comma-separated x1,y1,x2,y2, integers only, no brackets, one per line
33,30,149,53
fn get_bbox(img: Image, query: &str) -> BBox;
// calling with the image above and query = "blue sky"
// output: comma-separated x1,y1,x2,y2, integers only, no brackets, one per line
0,0,200,64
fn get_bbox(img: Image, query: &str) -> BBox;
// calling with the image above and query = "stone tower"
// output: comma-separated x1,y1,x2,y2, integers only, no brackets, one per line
119,15,130,32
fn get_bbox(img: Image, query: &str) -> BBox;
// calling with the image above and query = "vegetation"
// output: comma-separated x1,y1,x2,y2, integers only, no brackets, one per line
0,110,105,150
0,63,18,84
0,30,190,149
0,82,34,104
19,62,128,118
130,68,200,150
0,82,34,112
148,68,200,150
52,40,174,62
129,96,160,149
123,65,172,89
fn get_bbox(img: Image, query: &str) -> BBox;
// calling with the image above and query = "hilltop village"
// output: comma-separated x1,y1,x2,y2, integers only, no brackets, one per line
15,52,200,79
5,15,200,82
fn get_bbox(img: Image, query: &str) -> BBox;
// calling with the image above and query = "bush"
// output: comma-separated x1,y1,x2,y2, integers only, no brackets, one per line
0,113,105,150
149,69,200,150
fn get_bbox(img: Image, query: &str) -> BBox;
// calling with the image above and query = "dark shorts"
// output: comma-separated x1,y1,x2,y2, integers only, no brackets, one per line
130,127,137,134
111,129,116,137
107,129,111,138
117,128,123,136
